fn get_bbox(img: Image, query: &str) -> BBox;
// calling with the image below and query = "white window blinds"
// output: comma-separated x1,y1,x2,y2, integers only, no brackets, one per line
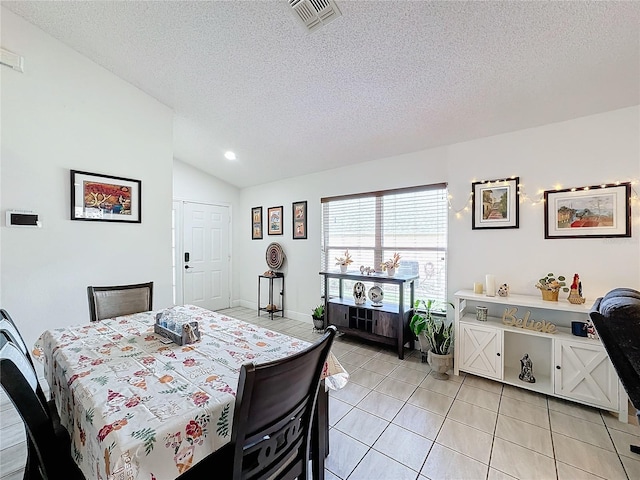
321,184,448,307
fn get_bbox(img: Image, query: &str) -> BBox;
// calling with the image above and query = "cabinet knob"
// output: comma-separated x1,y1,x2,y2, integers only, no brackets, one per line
556,365,561,370
496,352,501,357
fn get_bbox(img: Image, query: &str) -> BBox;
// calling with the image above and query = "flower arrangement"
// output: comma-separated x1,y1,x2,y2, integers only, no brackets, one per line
335,250,353,266
535,273,569,292
380,252,401,271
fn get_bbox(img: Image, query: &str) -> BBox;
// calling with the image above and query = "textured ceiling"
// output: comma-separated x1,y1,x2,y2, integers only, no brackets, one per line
3,1,640,188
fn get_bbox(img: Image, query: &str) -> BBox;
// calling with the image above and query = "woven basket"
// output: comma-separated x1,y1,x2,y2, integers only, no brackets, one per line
540,289,559,301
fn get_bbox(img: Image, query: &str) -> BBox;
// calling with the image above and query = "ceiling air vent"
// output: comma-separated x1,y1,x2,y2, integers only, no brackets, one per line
288,0,342,33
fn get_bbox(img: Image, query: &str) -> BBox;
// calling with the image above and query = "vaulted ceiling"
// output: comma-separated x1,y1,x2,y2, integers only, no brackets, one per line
3,1,639,188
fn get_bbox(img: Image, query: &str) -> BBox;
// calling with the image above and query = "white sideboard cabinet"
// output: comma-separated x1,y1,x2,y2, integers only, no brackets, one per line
454,290,626,418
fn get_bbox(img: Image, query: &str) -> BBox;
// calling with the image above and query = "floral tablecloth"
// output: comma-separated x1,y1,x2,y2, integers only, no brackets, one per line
33,305,348,480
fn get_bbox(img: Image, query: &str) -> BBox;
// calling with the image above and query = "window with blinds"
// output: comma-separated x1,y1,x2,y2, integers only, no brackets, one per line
321,184,448,309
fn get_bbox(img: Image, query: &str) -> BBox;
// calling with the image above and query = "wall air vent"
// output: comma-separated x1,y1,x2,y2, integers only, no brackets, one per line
288,0,342,33
0,48,24,72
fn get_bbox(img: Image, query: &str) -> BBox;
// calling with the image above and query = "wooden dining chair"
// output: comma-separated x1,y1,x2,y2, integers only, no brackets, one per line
1,311,46,404
179,325,337,480
0,336,85,480
87,281,153,321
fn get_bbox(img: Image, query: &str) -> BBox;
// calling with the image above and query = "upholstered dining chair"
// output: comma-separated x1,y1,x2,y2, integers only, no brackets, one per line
1,336,85,480
87,281,153,322
178,325,337,480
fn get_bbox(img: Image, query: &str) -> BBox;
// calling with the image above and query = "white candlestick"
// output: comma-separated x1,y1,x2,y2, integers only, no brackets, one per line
485,274,496,297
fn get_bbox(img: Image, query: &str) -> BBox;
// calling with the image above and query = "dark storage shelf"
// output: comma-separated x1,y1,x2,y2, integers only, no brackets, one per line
320,271,417,359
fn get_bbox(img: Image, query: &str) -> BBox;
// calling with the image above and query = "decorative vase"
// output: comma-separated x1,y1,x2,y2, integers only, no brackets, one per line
386,267,395,277
427,350,453,380
368,286,383,306
353,281,366,305
541,289,559,301
340,264,347,273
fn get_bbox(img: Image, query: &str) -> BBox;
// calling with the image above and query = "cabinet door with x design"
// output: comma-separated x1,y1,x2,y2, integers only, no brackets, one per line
554,339,618,410
458,322,503,380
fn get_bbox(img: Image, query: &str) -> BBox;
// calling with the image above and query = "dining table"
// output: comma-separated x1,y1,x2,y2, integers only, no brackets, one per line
33,304,348,480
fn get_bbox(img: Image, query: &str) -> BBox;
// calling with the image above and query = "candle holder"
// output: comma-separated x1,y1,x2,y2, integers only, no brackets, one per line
476,306,488,321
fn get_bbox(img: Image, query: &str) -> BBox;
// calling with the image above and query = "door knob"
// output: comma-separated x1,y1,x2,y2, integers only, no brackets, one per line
185,265,192,270
496,352,501,356
556,365,561,369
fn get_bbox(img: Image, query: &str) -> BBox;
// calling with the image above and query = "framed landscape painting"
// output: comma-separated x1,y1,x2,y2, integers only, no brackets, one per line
267,206,283,235
292,200,307,239
544,183,631,238
251,206,263,240
70,170,141,222
472,177,519,229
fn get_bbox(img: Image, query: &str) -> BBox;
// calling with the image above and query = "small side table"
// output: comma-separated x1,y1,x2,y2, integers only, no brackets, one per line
258,273,284,319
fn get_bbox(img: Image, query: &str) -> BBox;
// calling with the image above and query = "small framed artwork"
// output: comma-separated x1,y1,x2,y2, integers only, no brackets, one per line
267,206,283,235
251,206,263,240
70,170,141,222
292,200,307,239
544,183,631,239
472,177,519,229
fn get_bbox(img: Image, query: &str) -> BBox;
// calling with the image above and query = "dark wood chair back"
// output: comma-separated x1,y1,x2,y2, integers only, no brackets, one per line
231,325,336,480
0,336,84,479
87,281,153,321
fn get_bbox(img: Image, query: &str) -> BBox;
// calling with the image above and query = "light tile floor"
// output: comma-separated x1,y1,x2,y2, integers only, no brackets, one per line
1,307,639,480
223,307,640,480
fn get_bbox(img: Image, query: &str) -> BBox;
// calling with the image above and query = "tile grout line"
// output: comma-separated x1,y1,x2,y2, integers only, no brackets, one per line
601,410,631,480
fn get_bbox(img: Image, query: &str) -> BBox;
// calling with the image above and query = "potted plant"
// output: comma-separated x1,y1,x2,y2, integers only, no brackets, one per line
535,273,569,301
380,252,401,276
335,250,353,273
311,304,325,330
410,299,455,379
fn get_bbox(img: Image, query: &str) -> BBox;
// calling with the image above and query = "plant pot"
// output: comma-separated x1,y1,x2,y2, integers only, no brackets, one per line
427,350,453,380
540,289,559,301
312,317,325,330
340,265,347,273
386,267,396,277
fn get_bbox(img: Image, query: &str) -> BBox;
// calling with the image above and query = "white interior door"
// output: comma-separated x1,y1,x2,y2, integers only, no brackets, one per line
183,202,230,311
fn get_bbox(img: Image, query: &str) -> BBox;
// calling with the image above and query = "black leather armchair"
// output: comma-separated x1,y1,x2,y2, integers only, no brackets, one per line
589,288,640,454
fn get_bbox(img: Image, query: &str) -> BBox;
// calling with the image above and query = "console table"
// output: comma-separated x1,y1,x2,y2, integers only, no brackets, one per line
319,270,417,359
258,273,284,319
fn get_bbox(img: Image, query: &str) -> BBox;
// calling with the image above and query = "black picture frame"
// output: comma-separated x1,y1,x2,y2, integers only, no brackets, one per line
251,206,263,240
292,201,307,239
70,170,141,223
472,177,519,229
544,183,631,239
267,206,283,235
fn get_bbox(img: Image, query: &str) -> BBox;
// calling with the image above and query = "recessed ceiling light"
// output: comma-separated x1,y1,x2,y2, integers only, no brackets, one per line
224,151,236,160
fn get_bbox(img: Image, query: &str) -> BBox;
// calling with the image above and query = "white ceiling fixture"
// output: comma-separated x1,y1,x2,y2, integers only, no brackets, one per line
224,151,236,161
288,0,342,33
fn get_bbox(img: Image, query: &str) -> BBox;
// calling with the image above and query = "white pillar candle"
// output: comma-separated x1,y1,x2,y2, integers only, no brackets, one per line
485,274,496,297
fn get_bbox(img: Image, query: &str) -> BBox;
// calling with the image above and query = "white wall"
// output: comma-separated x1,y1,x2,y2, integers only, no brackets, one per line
447,106,640,302
238,107,640,322
239,150,449,321
0,8,174,349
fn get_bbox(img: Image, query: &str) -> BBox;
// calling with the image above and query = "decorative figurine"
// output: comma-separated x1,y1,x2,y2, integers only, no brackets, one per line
497,283,509,297
519,353,536,383
567,273,586,304
359,265,375,275
353,281,366,305
586,319,599,339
